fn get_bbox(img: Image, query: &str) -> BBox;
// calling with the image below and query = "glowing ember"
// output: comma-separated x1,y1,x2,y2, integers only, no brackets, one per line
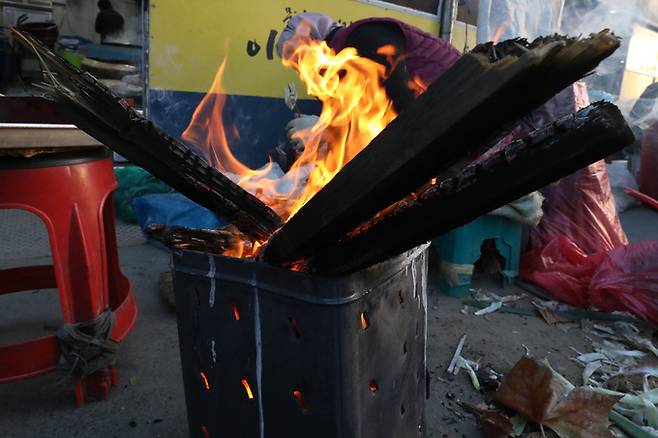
200,371,210,390
241,378,254,399
360,312,369,330
231,301,240,321
408,74,428,98
182,34,399,258
293,389,309,412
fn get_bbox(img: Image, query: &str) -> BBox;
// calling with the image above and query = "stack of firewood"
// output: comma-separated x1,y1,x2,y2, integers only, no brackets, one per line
14,29,634,277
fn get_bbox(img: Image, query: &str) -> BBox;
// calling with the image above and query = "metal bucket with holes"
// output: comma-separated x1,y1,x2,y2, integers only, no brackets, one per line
172,244,429,438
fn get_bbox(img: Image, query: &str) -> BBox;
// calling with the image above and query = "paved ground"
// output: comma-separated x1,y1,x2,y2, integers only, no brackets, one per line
1,206,657,437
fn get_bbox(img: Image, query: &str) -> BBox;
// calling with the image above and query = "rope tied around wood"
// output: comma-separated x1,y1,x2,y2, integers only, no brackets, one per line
56,309,118,383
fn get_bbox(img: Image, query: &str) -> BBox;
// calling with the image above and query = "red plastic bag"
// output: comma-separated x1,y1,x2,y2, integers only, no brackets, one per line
529,160,628,254
523,83,627,253
590,241,658,322
487,84,627,254
527,83,628,253
521,239,658,324
516,83,658,323
521,237,603,308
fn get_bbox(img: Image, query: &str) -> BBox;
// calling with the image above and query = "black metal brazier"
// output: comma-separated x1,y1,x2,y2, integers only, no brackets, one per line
173,245,429,438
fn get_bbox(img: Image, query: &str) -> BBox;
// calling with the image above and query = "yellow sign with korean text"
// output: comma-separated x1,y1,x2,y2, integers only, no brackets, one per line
149,0,446,98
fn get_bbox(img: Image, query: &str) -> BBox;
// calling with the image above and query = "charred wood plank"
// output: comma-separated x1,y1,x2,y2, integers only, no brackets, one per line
263,31,620,266
12,29,283,241
308,102,634,276
145,224,238,254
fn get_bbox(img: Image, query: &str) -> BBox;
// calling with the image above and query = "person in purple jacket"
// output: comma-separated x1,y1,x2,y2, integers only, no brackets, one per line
279,12,460,112
273,12,461,167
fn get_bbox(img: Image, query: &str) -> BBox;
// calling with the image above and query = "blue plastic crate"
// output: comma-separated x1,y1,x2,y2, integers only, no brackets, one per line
432,216,522,297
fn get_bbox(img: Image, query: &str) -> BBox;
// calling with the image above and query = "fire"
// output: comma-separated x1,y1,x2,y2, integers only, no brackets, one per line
221,234,261,259
408,75,428,98
182,37,399,258
279,39,398,217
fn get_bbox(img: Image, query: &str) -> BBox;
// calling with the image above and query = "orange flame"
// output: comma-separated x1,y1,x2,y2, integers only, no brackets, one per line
182,59,252,176
408,75,428,98
293,389,309,412
200,371,210,390
231,301,240,321
376,44,398,57
183,37,402,258
360,312,369,330
241,378,254,399
279,39,398,219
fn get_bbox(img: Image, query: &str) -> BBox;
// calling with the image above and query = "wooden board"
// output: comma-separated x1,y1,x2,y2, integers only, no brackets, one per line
308,102,634,276
145,224,237,254
0,124,102,149
13,29,283,241
263,32,621,266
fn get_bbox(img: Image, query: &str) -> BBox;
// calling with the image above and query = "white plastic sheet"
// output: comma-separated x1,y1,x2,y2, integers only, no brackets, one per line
476,0,565,43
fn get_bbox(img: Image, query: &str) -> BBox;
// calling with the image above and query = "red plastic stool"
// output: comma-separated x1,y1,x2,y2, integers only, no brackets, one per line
0,148,138,406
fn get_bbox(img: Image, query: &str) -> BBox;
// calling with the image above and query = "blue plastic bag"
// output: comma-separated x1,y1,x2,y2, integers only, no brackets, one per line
132,193,227,232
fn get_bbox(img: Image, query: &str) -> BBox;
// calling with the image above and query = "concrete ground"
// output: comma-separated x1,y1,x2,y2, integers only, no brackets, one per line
1,206,657,437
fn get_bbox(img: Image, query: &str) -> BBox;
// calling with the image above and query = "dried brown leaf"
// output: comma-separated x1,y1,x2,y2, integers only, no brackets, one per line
496,357,622,438
537,308,570,325
495,356,570,423
544,388,621,438
478,410,513,438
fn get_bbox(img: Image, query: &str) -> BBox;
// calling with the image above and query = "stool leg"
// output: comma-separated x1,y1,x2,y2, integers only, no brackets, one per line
102,197,126,309
48,206,106,323
48,207,111,404
0,156,134,407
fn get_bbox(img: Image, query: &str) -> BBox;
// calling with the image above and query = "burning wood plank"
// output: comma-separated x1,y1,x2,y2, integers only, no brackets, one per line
12,29,283,241
145,224,241,255
263,31,621,266
307,102,634,276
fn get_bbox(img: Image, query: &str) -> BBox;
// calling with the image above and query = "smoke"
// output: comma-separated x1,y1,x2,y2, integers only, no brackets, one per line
148,89,202,140
102,0,143,46
562,0,658,143
628,84,658,131
562,0,643,37
478,0,658,137
476,0,564,43
562,0,647,92
105,15,142,46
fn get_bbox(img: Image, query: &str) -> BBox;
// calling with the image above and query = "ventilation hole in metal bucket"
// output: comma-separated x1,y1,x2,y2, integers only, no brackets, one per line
231,301,240,321
293,390,310,413
415,322,419,337
403,342,407,355
241,379,254,399
398,290,404,304
369,381,378,393
201,425,210,438
360,312,369,330
289,317,301,338
200,371,210,390
401,404,406,416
